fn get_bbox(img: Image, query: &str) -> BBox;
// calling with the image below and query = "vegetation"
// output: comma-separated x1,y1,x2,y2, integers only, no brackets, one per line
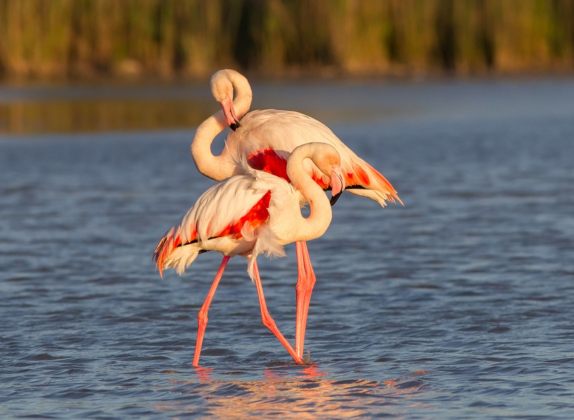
1,0,573,79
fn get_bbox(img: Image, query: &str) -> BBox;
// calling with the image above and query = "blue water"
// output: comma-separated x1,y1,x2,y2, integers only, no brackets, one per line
1,78,574,418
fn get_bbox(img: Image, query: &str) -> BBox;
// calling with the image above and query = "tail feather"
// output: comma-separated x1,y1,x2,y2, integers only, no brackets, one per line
363,162,402,205
347,160,402,207
163,244,201,276
154,226,196,277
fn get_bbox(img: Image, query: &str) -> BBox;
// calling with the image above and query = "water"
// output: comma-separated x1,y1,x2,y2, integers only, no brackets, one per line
1,78,574,418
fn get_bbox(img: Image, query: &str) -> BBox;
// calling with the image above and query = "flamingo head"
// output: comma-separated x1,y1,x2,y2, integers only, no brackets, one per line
307,144,345,205
211,71,241,130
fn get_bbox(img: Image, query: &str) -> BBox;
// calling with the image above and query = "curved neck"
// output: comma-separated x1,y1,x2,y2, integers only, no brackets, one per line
287,145,333,241
191,70,253,181
227,70,253,119
190,111,235,181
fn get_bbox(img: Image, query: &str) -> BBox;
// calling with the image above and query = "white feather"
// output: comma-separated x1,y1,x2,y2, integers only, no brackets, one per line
163,243,201,275
156,166,303,278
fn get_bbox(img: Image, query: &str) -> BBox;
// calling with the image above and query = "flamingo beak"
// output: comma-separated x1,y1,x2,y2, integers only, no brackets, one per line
329,168,345,206
221,97,241,131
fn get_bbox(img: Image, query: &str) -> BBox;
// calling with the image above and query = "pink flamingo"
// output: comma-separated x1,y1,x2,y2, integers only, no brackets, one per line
154,143,344,366
190,69,401,359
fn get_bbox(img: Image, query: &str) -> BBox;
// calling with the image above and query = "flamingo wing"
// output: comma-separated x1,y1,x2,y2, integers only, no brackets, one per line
229,109,401,206
154,174,278,276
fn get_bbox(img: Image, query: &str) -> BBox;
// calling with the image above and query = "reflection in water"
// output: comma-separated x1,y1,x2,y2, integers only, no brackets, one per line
154,365,428,417
0,100,210,134
0,82,408,135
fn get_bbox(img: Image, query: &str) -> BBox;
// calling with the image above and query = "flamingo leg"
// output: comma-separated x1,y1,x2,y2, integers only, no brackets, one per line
295,241,317,359
192,255,230,367
252,259,304,364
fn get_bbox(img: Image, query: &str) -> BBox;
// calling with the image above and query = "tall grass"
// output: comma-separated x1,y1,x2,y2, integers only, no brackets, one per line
0,0,573,79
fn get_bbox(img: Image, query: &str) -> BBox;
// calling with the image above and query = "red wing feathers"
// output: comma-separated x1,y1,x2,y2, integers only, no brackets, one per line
153,191,272,276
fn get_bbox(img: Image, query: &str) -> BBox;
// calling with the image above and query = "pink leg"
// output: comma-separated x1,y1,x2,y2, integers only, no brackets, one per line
192,255,230,367
295,241,316,359
252,260,304,364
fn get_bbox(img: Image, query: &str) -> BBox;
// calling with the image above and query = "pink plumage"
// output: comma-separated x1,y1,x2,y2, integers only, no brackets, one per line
155,143,344,366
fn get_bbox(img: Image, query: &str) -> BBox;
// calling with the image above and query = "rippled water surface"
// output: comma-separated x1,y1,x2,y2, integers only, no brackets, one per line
1,78,574,418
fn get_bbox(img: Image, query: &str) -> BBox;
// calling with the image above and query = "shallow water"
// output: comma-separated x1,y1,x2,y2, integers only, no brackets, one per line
1,78,574,418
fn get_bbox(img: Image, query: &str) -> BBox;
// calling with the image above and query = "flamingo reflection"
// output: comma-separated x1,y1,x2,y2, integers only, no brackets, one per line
155,366,429,417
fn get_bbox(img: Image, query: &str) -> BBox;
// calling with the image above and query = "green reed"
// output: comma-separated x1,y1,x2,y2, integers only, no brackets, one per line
0,0,572,79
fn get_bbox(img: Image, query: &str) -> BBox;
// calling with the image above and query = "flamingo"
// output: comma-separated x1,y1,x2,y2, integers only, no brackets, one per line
154,143,344,366
189,69,401,360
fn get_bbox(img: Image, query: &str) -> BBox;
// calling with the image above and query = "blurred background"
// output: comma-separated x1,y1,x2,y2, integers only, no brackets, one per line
2,1,574,418
1,0,574,133
2,0,574,79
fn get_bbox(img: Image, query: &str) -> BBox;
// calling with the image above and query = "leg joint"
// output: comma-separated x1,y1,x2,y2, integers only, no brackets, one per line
261,313,277,330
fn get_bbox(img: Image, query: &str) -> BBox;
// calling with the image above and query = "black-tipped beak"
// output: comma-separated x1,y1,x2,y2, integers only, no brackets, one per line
330,191,342,206
329,169,345,206
221,97,241,131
